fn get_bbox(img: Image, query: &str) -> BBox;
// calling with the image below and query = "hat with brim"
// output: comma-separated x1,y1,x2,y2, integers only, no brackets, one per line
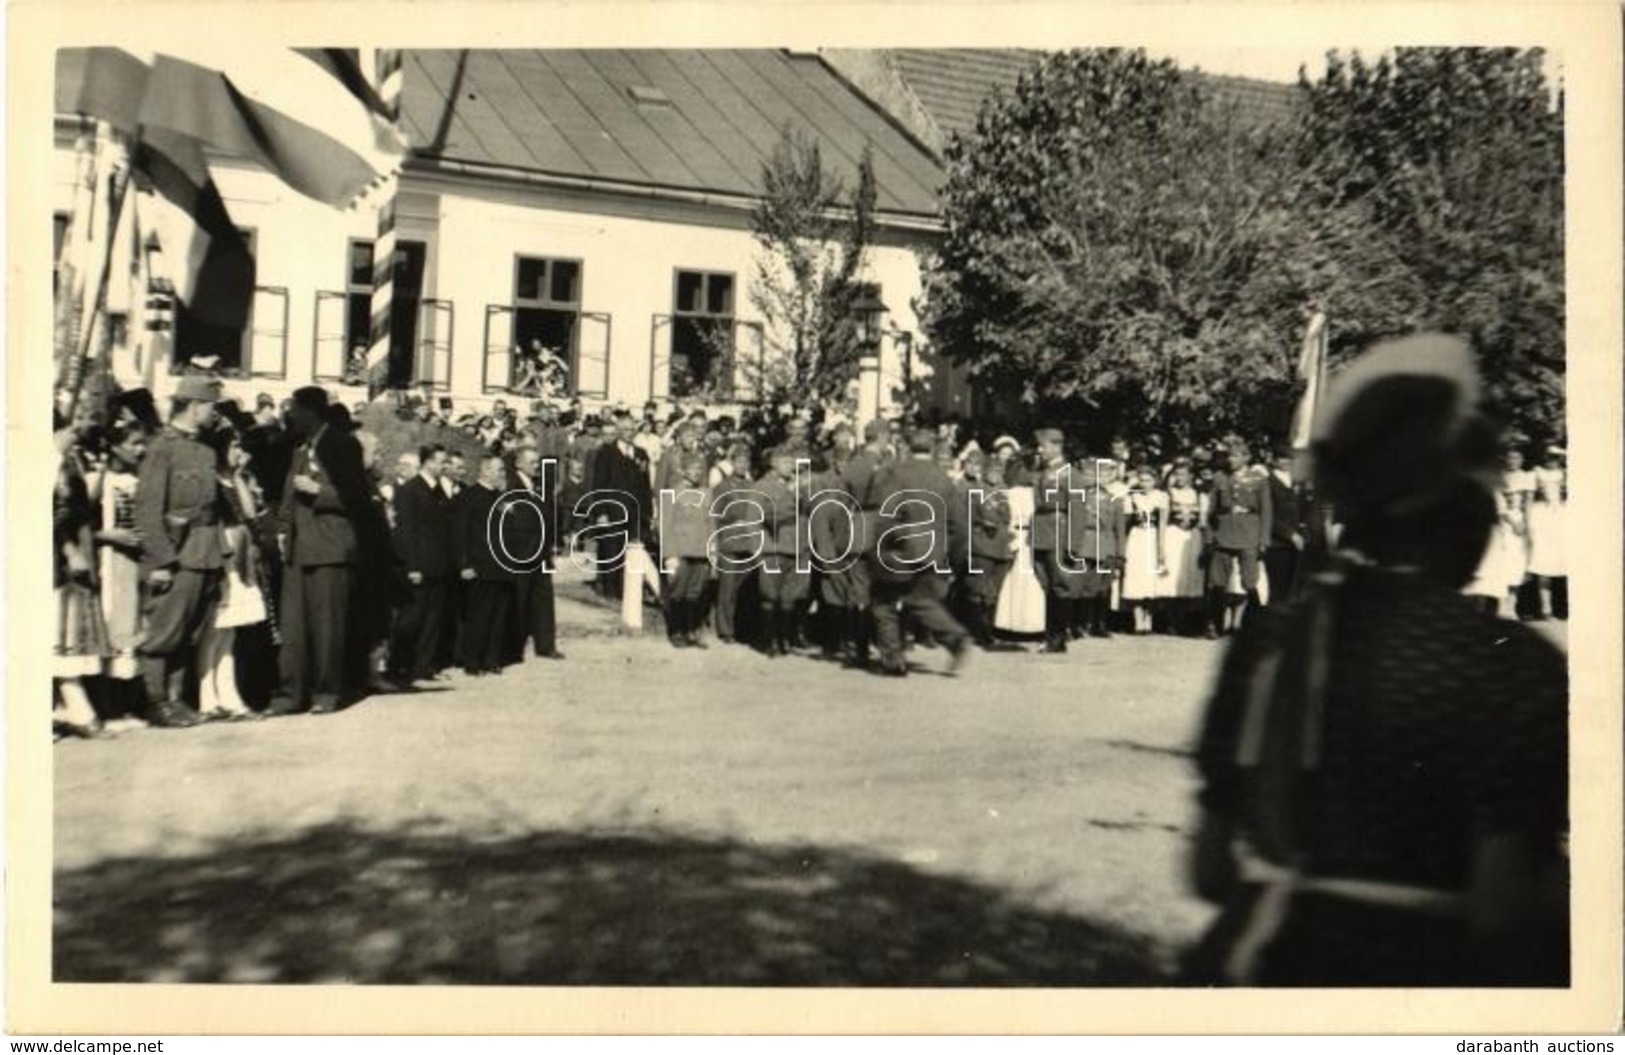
1312,334,1499,519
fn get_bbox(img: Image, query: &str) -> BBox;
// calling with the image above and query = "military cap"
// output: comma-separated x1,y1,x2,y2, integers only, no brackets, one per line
862,418,891,441
907,428,937,453
1033,427,1064,445
174,376,223,402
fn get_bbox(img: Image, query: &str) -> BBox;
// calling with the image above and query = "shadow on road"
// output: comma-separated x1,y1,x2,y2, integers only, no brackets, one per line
55,822,1170,985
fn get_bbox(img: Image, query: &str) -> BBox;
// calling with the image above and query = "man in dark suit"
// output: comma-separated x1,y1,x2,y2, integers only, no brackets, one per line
581,410,652,599
454,454,520,675
389,443,455,684
272,386,372,714
504,445,564,663
866,428,972,677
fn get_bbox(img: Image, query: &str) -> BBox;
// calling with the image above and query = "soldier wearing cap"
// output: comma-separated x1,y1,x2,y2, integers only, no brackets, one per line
1028,426,1086,653
834,417,894,667
134,375,228,727
865,427,970,676
1205,438,1273,636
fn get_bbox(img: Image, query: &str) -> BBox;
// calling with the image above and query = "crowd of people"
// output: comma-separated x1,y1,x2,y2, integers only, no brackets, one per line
51,374,1569,740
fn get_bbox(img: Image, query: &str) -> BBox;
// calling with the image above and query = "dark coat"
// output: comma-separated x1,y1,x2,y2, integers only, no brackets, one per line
583,440,653,540
392,475,455,578
278,425,373,568
867,455,964,578
454,483,520,582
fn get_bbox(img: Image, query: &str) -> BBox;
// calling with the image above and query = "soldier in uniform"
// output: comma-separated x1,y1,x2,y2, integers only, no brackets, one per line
750,447,810,657
1028,427,1086,653
866,428,971,677
1206,439,1274,636
134,375,228,727
836,418,894,667
962,455,1015,649
1072,457,1128,638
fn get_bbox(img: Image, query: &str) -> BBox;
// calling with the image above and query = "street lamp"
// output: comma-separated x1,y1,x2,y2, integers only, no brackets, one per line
850,284,887,423
851,284,889,351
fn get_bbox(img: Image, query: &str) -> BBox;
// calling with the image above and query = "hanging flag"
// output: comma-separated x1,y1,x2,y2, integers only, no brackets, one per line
1289,310,1329,453
56,46,407,209
132,128,254,331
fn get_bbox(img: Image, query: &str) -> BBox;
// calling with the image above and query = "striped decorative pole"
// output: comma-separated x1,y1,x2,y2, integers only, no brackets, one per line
365,47,404,398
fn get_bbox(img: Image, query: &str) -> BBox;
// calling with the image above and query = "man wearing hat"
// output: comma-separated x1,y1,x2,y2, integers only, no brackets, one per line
865,427,971,676
270,386,374,714
1206,439,1273,636
134,375,228,727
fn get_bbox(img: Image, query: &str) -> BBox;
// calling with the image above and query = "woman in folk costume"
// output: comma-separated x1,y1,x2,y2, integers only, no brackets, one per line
1184,335,1568,986
1524,445,1568,620
195,423,268,719
1463,449,1532,617
1120,464,1169,635
54,411,110,738
1159,458,1209,635
962,455,1017,649
88,422,151,720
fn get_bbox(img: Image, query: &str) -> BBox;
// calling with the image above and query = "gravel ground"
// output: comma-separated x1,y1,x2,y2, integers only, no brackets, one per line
51,579,1568,985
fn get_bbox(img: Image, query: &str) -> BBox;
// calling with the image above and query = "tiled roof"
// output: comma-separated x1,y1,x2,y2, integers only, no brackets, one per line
889,48,1043,144
399,50,946,217
887,48,1299,149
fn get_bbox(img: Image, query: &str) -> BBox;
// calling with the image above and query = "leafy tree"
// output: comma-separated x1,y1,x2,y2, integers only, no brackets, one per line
1296,48,1565,449
748,127,877,410
920,47,1561,450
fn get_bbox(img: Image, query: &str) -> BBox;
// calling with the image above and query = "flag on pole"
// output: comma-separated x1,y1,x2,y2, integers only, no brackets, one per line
56,46,407,209
132,128,255,331
1290,310,1329,453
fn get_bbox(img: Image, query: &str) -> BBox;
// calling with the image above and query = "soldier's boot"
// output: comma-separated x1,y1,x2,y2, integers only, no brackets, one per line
684,601,708,649
665,597,689,648
844,608,872,668
1204,588,1225,639
1039,597,1068,653
145,658,200,729
1090,597,1113,638
755,607,778,657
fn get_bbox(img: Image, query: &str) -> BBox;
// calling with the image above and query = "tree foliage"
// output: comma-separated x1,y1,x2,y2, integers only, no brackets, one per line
920,47,1564,449
1296,48,1565,448
749,127,877,410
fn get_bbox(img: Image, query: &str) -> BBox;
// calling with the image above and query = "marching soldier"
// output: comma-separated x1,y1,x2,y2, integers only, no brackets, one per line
837,418,894,667
866,428,971,677
134,375,229,727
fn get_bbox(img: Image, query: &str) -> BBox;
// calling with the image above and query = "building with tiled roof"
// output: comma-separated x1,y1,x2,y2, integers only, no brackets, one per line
53,47,1298,418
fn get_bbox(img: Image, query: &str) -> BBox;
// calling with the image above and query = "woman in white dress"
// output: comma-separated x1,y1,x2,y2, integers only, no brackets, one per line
994,460,1046,636
1120,465,1169,634
1464,452,1530,616
1159,459,1208,634
1525,446,1567,620
197,429,268,719
87,423,150,721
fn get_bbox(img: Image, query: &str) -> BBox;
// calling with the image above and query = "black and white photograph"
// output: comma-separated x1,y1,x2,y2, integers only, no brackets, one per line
11,0,1623,1037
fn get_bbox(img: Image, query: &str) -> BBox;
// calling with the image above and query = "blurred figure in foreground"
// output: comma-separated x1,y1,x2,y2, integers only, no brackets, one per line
1184,335,1568,986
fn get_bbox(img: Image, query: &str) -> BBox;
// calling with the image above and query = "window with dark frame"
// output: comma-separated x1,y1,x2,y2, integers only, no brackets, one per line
670,269,735,399
511,255,583,393
344,237,428,385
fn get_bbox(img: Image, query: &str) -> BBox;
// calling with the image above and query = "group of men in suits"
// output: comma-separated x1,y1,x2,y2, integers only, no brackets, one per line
388,441,564,682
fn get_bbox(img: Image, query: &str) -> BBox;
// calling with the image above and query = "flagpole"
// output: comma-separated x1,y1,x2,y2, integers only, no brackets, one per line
61,122,134,426
365,48,404,400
